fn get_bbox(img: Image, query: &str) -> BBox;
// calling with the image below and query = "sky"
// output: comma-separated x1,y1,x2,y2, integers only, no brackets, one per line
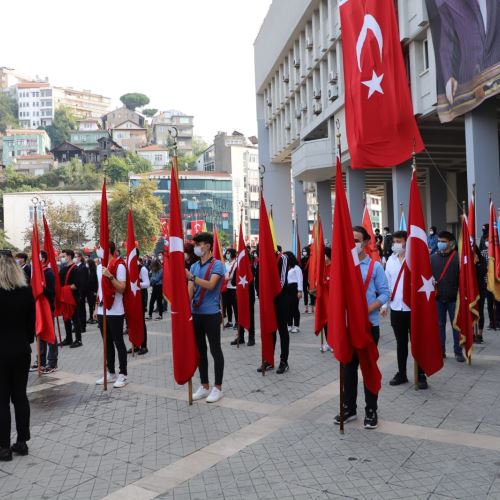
2,0,273,143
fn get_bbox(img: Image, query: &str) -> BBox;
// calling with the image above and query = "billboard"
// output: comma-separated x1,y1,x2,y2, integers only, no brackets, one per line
426,0,500,122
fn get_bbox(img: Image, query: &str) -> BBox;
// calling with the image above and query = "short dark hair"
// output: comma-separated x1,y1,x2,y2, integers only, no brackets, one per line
284,251,298,268
383,226,390,232
225,248,236,259
277,245,282,252
40,250,48,261
393,230,407,240
430,226,437,232
62,249,74,259
325,246,331,259
16,252,28,262
438,230,455,242
75,251,83,259
193,232,213,250
109,241,116,255
352,226,371,241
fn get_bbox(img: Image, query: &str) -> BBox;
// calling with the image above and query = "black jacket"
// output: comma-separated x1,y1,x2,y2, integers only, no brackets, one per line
0,286,35,357
431,251,459,302
43,267,56,313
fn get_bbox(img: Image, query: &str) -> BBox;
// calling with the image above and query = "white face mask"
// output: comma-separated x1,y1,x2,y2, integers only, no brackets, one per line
485,241,489,248
60,257,67,265
73,257,78,264
194,246,204,258
96,247,104,259
184,253,189,262
302,251,308,257
392,243,405,254
355,242,363,254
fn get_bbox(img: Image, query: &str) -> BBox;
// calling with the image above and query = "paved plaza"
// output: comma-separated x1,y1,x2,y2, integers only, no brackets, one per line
3,306,500,499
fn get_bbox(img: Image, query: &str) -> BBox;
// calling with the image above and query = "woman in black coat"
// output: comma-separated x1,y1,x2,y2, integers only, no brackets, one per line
0,250,35,461
86,258,98,324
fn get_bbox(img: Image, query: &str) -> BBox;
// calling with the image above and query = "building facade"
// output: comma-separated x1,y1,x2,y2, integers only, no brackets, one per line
102,107,145,130
137,145,170,170
53,86,111,119
152,110,194,156
254,0,500,249
111,121,148,152
16,82,54,128
2,129,51,166
130,170,233,239
69,121,110,151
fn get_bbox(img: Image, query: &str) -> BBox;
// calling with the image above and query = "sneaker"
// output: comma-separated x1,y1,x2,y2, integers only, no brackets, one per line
473,335,484,344
304,306,309,314
224,322,232,328
320,343,332,353
146,316,152,321
247,337,255,346
59,338,72,347
287,325,292,332
96,372,117,385
276,362,289,374
155,316,162,321
42,366,58,375
334,407,357,425
455,353,465,363
138,347,148,355
113,374,128,388
417,377,429,390
389,372,408,386
364,408,378,429
0,448,12,462
230,338,245,346
11,441,28,456
232,324,238,330
291,327,299,333
257,361,274,373
206,387,223,403
70,340,82,348
29,364,40,372
192,386,210,401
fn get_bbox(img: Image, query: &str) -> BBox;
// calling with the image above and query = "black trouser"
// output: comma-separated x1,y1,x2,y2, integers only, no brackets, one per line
193,313,224,386
478,290,486,330
64,307,82,343
238,289,255,341
303,279,315,307
0,353,30,448
98,314,127,376
141,288,148,348
486,291,500,327
390,310,425,378
78,296,87,332
287,283,300,327
274,292,290,364
87,290,97,320
344,326,379,412
149,284,163,318
223,289,237,324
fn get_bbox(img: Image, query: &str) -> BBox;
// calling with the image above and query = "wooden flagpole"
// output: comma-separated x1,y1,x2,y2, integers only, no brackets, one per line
56,317,63,347
37,335,41,377
188,379,193,406
320,329,324,352
412,140,419,390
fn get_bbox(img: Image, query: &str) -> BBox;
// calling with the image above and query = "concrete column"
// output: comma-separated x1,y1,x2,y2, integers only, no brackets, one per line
294,179,309,247
465,99,500,240
391,162,412,231
425,166,447,231
317,180,333,244
346,167,365,225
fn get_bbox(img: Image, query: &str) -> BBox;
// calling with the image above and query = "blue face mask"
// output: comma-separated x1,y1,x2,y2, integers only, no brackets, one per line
437,241,448,252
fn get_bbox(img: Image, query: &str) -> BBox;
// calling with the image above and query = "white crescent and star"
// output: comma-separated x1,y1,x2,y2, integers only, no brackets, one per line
238,275,248,288
130,280,140,296
418,275,435,301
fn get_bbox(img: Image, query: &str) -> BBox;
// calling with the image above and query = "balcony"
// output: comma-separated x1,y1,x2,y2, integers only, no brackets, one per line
291,137,335,182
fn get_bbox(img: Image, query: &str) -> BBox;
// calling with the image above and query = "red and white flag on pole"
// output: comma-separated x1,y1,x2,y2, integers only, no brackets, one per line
162,221,172,304
42,214,62,316
169,161,199,385
403,170,443,376
362,204,381,262
124,210,145,348
236,224,253,331
339,0,424,168
314,215,328,335
31,212,55,344
328,157,381,395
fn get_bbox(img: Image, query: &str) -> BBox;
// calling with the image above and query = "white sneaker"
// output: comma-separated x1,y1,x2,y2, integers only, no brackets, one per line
192,386,210,401
113,374,128,388
291,327,299,333
287,326,292,332
206,387,223,403
96,372,117,385
320,343,333,353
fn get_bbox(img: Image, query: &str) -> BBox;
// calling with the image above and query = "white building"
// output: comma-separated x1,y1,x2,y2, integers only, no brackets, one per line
254,0,500,249
3,191,101,250
137,145,170,170
16,82,54,128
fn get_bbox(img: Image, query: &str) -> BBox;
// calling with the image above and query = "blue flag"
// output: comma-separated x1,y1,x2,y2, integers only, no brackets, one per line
399,210,407,231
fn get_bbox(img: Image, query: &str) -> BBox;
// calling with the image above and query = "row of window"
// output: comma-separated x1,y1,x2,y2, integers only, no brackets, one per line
156,179,232,191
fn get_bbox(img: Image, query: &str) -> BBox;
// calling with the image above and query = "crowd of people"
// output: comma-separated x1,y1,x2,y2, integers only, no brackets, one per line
0,220,498,461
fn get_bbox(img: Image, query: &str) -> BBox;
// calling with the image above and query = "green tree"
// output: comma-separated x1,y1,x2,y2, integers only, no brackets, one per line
0,93,19,132
91,181,162,253
0,229,15,250
104,156,131,184
192,136,209,156
142,108,158,117
43,106,77,147
126,153,152,174
119,93,150,111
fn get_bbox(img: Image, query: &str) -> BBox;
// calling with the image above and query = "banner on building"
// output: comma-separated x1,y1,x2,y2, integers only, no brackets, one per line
426,0,500,123
190,220,205,236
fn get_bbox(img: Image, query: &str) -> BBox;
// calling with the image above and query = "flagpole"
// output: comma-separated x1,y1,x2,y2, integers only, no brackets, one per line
237,202,244,349
411,140,420,390
56,317,63,347
259,164,267,377
336,119,345,434
102,168,108,392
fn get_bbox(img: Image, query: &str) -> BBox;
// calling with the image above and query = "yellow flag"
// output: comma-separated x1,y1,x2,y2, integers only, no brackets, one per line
269,211,277,251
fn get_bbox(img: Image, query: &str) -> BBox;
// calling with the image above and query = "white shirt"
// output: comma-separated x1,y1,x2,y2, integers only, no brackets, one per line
139,266,150,289
384,253,410,312
97,263,127,316
225,260,237,290
287,265,303,292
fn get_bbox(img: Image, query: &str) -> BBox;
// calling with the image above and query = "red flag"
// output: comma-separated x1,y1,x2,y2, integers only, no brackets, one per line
339,0,424,168
31,213,55,344
213,225,227,293
124,210,145,348
258,194,281,365
487,201,500,300
362,205,381,262
190,220,205,236
314,216,328,335
236,224,253,331
162,222,172,304
468,193,476,247
329,157,381,395
453,216,480,363
42,215,62,316
403,170,443,376
308,221,317,293
169,161,199,385
98,179,114,310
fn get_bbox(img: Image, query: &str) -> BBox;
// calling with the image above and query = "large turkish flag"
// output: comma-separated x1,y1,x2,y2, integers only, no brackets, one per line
339,0,424,168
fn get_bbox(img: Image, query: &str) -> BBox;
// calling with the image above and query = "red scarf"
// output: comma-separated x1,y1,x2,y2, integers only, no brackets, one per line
59,264,77,321
102,257,126,310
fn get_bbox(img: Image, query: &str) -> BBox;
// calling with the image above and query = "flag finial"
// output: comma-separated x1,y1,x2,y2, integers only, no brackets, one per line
259,164,266,191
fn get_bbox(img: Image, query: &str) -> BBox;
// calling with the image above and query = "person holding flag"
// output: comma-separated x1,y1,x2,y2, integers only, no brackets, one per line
186,232,226,403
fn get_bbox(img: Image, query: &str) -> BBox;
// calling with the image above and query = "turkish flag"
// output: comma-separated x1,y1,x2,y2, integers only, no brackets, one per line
99,179,114,310
162,221,172,304
213,225,227,293
362,205,381,262
468,194,476,246
191,220,205,236
169,160,199,385
328,157,381,395
308,220,318,294
403,170,443,376
124,210,145,348
314,216,328,335
453,216,479,363
31,212,55,344
487,201,500,300
339,0,424,168
42,215,62,317
258,194,281,366
236,224,253,331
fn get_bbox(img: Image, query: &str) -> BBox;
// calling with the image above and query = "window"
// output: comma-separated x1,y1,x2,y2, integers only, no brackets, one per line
154,154,162,162
423,39,429,71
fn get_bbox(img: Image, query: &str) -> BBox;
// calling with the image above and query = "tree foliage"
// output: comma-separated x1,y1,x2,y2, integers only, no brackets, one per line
192,136,209,156
0,229,14,250
0,93,19,132
91,181,162,253
103,154,152,184
142,108,158,117
43,106,77,147
119,93,150,111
